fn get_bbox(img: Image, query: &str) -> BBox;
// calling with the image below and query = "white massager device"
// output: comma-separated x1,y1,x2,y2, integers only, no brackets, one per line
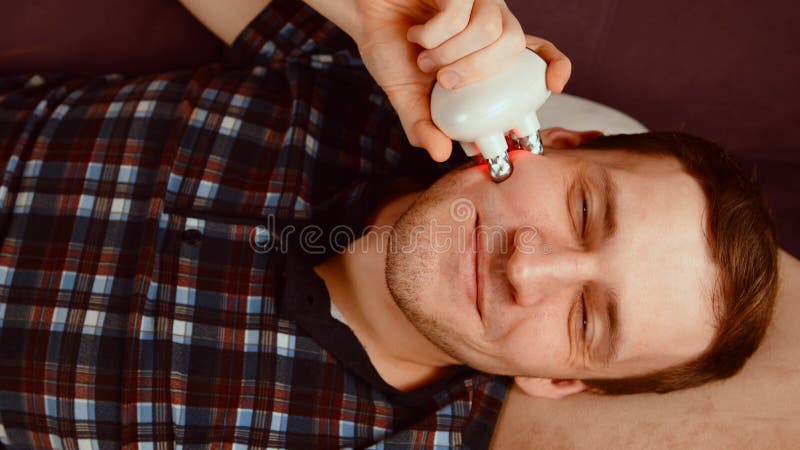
430,49,550,182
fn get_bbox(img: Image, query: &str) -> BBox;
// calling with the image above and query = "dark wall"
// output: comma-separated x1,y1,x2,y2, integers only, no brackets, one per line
508,0,800,155
0,0,222,74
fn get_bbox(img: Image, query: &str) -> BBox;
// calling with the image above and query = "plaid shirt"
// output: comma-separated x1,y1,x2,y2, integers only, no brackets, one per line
0,0,509,448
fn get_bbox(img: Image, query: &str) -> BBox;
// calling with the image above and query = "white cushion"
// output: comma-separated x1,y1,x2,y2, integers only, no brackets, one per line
539,93,648,134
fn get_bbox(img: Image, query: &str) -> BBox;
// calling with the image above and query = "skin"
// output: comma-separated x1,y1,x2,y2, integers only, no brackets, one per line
316,129,719,398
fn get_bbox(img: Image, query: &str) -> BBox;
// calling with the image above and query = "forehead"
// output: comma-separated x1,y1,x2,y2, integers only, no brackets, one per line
557,148,719,377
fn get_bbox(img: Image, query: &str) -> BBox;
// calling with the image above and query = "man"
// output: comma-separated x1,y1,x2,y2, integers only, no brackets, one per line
0,0,778,449
323,129,779,398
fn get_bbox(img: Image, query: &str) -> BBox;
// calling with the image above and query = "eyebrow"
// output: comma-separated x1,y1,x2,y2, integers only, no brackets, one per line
601,288,620,366
597,165,618,242
590,165,621,367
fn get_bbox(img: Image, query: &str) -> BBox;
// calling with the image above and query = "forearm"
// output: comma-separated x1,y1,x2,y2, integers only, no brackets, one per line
182,0,362,47
180,0,272,45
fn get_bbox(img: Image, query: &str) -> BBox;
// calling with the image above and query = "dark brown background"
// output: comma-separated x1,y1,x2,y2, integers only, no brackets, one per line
1,0,798,256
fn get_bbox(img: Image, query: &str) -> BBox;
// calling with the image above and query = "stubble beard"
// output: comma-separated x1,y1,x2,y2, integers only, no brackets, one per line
384,168,478,367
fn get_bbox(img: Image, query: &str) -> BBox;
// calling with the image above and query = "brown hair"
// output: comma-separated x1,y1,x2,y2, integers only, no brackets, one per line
577,132,779,394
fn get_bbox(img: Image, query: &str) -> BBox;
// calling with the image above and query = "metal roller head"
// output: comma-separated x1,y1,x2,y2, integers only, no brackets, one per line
487,152,512,183
518,130,544,155
485,129,544,183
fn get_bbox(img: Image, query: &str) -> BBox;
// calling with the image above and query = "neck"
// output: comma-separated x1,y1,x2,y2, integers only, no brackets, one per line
313,189,460,391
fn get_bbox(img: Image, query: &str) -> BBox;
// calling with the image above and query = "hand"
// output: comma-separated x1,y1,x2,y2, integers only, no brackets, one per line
353,0,571,162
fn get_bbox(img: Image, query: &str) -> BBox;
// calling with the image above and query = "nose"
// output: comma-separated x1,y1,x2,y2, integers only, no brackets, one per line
506,244,598,306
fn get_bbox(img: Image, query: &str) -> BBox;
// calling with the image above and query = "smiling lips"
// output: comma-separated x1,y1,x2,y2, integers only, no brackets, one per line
461,207,487,325
474,212,483,322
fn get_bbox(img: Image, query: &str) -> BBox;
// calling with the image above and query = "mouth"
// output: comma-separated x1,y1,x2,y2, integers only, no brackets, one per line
474,212,484,324
461,208,482,323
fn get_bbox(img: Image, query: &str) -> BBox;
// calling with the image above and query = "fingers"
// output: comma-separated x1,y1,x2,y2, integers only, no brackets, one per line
525,35,572,93
415,0,505,73
412,119,454,162
407,0,475,49
383,83,453,162
408,0,573,93
420,2,525,89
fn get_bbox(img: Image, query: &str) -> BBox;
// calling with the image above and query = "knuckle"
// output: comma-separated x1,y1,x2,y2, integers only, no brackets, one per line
450,12,470,34
519,34,528,50
505,33,526,56
420,38,437,50
479,17,503,42
417,31,438,49
511,28,526,49
451,0,474,11
456,58,481,82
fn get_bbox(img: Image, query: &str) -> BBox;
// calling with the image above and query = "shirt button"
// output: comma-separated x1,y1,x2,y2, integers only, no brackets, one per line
182,229,203,244
252,225,271,246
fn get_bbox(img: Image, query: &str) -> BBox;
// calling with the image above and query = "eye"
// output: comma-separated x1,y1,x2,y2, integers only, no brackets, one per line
573,291,589,343
580,292,588,338
580,192,588,237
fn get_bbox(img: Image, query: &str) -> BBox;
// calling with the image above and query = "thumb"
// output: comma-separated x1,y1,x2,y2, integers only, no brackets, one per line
384,85,453,162
524,35,572,94
410,120,452,162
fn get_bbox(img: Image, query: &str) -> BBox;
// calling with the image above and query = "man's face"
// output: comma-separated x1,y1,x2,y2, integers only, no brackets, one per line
385,144,718,381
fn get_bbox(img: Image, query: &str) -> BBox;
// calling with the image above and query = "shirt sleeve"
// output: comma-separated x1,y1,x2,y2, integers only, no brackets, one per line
227,0,360,67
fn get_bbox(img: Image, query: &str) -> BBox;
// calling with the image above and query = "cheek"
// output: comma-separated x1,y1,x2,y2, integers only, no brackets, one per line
500,310,570,370
507,151,563,184
496,155,567,224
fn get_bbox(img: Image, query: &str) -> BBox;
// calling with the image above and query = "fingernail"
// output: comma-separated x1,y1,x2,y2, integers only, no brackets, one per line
418,56,435,72
440,70,460,89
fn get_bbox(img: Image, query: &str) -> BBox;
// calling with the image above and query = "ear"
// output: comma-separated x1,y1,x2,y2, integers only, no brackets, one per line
514,376,589,399
540,127,604,149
